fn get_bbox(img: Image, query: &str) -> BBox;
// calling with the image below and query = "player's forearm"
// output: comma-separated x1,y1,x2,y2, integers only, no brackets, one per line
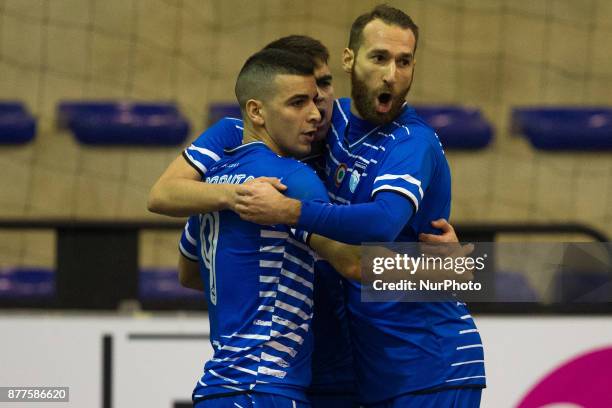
309,234,361,281
297,192,414,244
148,179,233,217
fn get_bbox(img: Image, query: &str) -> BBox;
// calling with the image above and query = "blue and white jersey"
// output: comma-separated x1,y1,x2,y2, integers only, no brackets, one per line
184,117,356,395
326,98,485,403
180,141,329,402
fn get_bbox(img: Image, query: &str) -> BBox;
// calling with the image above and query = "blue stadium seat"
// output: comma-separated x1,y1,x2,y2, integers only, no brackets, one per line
207,103,494,149
208,103,241,126
139,268,202,301
495,270,539,302
0,267,54,299
0,102,36,144
552,270,612,302
512,107,612,150
414,106,493,149
58,101,190,146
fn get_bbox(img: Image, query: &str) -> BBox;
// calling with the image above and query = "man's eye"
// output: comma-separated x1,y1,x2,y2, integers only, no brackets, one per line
291,100,305,107
372,55,385,62
399,58,411,67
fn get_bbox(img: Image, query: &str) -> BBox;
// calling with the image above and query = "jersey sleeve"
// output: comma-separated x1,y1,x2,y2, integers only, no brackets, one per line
179,215,200,262
282,164,330,203
182,117,244,176
371,135,437,213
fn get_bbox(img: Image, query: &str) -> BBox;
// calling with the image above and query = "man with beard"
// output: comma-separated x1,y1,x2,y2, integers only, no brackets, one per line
149,17,475,407
223,6,486,407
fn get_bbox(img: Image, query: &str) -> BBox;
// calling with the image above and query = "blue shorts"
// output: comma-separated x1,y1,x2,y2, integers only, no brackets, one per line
308,393,359,408
194,393,310,408
363,388,482,408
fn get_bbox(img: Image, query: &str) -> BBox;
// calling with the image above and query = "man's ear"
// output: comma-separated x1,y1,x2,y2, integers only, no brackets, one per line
342,48,355,73
245,99,264,126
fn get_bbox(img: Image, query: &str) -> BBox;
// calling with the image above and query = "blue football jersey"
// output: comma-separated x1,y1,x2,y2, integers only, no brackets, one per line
180,141,330,402
324,98,485,403
184,118,357,395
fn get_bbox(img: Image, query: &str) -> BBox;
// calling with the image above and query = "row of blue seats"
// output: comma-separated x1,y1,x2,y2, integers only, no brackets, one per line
1,101,611,150
1,267,609,302
0,267,201,301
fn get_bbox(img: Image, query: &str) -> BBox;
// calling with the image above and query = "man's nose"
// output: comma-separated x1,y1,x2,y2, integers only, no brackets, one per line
382,62,397,86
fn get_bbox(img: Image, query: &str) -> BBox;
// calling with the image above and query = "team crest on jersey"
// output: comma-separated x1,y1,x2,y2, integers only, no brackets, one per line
348,160,367,192
334,164,348,186
349,169,360,193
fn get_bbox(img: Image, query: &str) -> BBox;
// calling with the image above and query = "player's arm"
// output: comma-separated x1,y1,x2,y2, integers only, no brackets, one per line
148,154,239,217
178,216,204,291
235,138,436,244
178,255,203,291
308,234,361,281
235,184,414,244
148,118,247,217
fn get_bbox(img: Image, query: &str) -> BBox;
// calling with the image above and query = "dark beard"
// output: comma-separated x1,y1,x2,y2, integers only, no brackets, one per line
351,69,411,125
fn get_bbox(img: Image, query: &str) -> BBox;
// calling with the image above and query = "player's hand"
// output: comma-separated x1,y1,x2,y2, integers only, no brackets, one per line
245,177,287,191
419,219,458,243
234,181,300,225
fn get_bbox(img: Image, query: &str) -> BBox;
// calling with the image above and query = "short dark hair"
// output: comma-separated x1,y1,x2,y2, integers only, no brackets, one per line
234,48,315,110
348,4,419,54
264,35,329,65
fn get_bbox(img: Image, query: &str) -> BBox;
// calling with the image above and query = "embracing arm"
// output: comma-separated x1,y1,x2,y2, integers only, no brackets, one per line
148,154,237,217
178,255,204,291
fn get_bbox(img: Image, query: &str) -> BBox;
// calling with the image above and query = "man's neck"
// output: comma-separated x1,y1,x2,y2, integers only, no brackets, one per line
242,123,284,156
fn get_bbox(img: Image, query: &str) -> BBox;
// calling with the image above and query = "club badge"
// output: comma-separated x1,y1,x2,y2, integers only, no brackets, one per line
334,164,347,186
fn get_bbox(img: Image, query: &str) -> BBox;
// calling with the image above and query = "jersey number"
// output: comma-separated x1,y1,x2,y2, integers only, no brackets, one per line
200,212,220,305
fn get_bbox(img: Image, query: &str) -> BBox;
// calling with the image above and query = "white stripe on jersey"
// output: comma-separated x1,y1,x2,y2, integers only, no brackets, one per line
259,291,277,298
271,330,304,345
261,351,290,368
245,354,261,362
349,125,381,149
208,369,240,384
187,145,222,162
461,314,472,320
377,131,395,140
258,365,287,379
284,253,314,273
260,245,285,253
254,319,272,327
275,300,310,321
451,360,485,367
258,305,275,312
179,242,198,261
334,99,348,125
456,344,484,351
278,284,313,307
235,125,243,130
222,333,270,340
228,364,257,375
445,375,486,383
272,315,309,332
459,329,479,335
331,124,371,164
184,223,197,245
363,142,379,150
260,276,280,284
392,121,411,136
261,230,289,239
260,260,283,268
286,237,314,255
374,174,424,199
328,191,351,204
371,185,419,211
183,150,207,174
280,269,313,290
266,340,297,357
